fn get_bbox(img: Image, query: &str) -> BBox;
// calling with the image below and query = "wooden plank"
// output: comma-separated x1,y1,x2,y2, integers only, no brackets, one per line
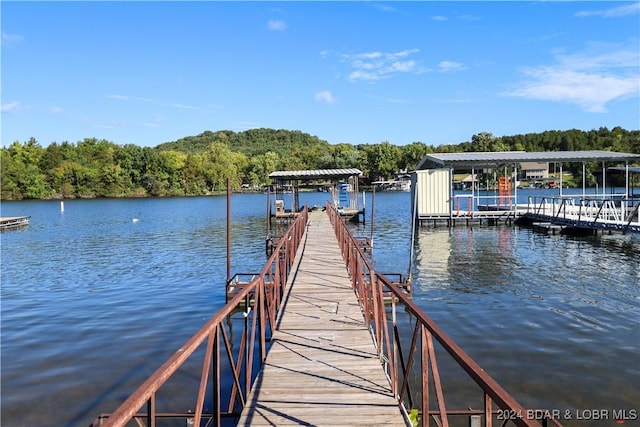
0,216,30,230
238,211,405,426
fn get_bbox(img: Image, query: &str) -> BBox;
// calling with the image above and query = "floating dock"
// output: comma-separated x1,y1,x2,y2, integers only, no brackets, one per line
412,150,640,235
531,222,565,235
416,208,520,227
0,216,30,231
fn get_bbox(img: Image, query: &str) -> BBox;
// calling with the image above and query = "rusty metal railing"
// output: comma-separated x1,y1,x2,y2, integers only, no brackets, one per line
90,207,309,427
326,201,562,427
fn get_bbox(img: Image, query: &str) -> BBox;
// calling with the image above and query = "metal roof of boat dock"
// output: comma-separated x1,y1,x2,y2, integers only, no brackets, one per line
416,150,640,170
269,168,363,180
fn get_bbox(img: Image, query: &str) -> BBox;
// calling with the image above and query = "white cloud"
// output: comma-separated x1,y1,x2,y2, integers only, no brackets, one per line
445,97,476,104
107,94,215,114
51,106,63,114
438,60,467,72
348,70,377,82
1,101,21,112
99,120,127,129
510,68,637,112
267,20,286,31
371,3,396,13
144,113,164,127
336,49,422,82
315,90,336,104
170,103,200,110
556,45,639,69
575,3,640,18
389,60,416,72
432,15,448,22
1,32,25,47
107,94,155,103
387,98,413,104
504,44,640,112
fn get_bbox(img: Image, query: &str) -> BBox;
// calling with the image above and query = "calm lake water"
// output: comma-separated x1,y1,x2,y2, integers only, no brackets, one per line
1,191,638,427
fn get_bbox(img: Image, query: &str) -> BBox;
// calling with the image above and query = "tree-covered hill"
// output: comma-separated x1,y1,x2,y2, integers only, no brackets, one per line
156,128,332,159
2,127,638,200
452,127,640,154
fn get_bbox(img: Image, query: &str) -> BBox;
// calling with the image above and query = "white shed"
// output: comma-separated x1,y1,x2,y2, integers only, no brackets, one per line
411,169,451,217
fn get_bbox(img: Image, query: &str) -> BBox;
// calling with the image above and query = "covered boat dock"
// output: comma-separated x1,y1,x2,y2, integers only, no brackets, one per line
268,168,365,223
412,150,640,233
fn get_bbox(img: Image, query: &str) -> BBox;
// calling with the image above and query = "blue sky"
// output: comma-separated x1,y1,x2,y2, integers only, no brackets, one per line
2,1,639,148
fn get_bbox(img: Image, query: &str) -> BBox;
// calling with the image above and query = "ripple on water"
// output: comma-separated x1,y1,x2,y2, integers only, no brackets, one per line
394,226,639,419
0,196,638,426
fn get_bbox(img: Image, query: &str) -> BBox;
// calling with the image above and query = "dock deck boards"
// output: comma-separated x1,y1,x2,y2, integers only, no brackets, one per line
0,216,30,230
237,211,405,426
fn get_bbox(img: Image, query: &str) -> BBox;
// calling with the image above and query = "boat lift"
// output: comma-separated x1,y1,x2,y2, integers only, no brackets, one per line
412,150,640,233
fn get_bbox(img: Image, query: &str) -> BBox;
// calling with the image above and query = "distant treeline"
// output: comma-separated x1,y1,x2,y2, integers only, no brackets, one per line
1,127,638,200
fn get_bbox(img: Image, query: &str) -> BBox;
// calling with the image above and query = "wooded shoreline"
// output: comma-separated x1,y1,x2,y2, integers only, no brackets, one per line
2,127,638,201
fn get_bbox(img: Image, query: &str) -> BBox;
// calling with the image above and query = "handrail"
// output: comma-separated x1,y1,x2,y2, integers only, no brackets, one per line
325,201,561,427
90,207,309,427
525,196,640,232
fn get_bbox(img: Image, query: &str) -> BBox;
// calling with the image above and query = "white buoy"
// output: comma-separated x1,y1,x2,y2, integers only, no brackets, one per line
60,201,64,212
132,218,139,223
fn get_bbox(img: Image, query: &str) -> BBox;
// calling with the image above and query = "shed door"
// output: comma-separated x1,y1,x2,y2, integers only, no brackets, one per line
414,169,451,216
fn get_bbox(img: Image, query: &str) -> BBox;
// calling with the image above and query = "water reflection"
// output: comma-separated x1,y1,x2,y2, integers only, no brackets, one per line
414,228,452,290
415,226,521,294
0,194,637,427
405,225,639,425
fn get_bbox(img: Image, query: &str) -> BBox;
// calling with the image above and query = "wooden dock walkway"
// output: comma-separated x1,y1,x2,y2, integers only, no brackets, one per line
238,211,405,426
0,216,30,230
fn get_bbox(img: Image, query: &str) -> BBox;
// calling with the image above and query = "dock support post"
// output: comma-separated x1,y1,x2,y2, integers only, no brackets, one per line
226,178,231,287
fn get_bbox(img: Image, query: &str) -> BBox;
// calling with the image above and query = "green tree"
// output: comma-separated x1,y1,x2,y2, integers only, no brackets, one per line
471,132,496,152
39,141,82,196
1,147,22,199
114,144,146,194
400,142,432,171
140,147,170,196
50,160,83,198
320,144,361,169
203,142,244,191
1,127,638,200
180,153,208,194
160,150,188,195
1,139,52,199
363,141,401,180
